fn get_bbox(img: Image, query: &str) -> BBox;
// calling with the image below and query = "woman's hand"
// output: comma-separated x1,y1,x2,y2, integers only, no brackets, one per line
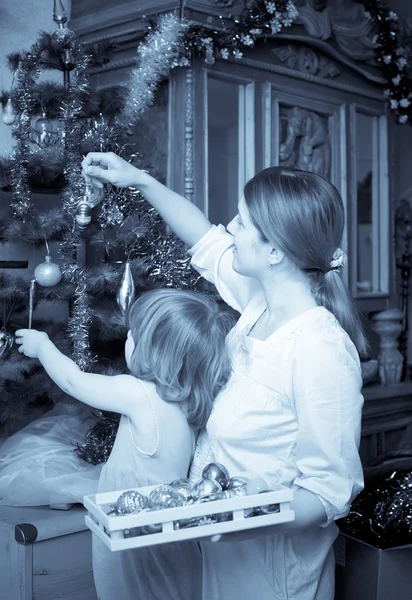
81,152,147,189
15,329,50,359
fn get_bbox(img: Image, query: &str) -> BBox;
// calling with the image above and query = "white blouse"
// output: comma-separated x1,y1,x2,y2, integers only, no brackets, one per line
188,224,364,599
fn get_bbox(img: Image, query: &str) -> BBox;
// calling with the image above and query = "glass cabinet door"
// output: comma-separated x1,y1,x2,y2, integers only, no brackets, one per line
205,74,254,225
350,107,389,297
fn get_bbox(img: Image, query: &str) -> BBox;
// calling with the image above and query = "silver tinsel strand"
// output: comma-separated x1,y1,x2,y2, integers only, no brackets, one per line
121,13,188,127
67,271,94,372
8,29,94,369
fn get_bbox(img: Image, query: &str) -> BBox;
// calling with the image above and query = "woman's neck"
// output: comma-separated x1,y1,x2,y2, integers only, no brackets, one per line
259,276,318,326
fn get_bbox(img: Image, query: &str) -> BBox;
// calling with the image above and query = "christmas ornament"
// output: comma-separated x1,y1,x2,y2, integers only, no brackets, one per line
246,477,270,496
116,260,136,316
53,0,68,25
2,98,15,125
50,27,76,53
84,182,104,209
192,478,222,500
28,278,36,329
198,490,235,522
227,475,249,491
31,113,59,148
113,490,148,515
0,330,13,360
75,202,92,229
169,478,196,503
202,462,230,490
175,515,218,530
34,254,62,287
148,484,185,510
255,503,280,516
140,515,163,535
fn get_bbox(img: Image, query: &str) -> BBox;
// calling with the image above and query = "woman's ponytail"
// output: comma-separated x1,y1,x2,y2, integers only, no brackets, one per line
312,271,369,359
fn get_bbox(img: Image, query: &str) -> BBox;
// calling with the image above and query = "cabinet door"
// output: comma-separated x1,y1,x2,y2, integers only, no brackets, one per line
349,106,389,298
204,72,255,225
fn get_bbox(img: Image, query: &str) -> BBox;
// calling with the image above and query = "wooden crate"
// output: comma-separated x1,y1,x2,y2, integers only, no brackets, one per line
0,504,97,600
84,482,294,551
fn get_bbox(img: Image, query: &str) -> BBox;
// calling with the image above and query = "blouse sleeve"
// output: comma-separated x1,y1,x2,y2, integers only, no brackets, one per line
291,329,364,527
188,224,259,314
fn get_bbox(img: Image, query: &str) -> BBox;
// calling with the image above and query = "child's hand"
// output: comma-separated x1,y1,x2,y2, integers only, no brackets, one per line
81,152,147,189
15,329,50,359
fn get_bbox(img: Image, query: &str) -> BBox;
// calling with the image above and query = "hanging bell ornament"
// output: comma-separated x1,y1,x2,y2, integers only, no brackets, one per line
0,330,13,360
75,202,92,229
116,260,136,316
34,254,62,287
2,98,16,125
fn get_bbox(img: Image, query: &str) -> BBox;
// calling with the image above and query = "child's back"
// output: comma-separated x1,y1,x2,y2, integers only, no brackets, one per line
94,379,200,600
97,378,195,493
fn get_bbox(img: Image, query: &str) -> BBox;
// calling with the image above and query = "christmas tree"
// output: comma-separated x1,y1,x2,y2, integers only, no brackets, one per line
0,7,199,463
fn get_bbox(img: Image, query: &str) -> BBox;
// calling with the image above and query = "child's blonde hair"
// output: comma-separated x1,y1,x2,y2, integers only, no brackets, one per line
127,288,235,432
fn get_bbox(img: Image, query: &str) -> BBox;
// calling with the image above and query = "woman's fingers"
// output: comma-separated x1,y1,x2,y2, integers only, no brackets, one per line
81,152,111,170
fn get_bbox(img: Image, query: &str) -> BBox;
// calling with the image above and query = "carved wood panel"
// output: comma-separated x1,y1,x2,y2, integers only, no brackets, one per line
279,106,331,179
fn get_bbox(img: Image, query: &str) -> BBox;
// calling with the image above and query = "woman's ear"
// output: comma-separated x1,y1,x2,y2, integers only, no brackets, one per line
267,247,285,267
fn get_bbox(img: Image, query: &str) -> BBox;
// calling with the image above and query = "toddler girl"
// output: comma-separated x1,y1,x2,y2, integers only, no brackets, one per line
15,287,234,600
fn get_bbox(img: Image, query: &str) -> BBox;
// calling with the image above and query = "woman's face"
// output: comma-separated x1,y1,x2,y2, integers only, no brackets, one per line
227,196,268,277
125,329,135,369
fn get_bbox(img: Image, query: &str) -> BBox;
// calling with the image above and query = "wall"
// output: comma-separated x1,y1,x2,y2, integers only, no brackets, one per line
0,0,72,157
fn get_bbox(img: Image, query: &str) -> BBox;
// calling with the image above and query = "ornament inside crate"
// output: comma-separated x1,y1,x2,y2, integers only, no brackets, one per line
83,465,294,551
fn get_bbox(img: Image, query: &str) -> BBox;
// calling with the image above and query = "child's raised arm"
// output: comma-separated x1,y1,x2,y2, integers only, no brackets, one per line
15,329,140,418
81,152,212,248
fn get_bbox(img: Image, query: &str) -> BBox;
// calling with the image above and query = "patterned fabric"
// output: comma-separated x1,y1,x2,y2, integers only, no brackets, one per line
188,225,364,600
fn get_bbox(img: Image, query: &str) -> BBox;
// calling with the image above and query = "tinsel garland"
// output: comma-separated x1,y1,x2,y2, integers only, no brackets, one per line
55,36,94,371
8,33,89,217
6,25,96,370
171,0,299,66
121,13,188,128
358,0,411,124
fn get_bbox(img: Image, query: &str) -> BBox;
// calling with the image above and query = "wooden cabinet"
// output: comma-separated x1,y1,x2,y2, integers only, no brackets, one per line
70,0,396,313
0,505,96,600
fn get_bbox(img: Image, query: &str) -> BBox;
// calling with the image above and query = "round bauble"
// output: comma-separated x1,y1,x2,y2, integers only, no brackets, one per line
114,490,148,514
50,27,76,52
34,255,62,287
246,477,270,496
148,484,185,510
192,478,222,500
169,478,195,503
201,462,230,490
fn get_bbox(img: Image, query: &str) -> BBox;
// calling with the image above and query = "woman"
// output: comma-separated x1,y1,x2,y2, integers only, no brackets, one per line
82,151,365,600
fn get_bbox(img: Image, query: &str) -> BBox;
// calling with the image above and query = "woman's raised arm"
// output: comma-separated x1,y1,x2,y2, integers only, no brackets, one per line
82,152,212,248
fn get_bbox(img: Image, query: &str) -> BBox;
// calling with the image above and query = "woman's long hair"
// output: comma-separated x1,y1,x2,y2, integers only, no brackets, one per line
244,167,368,358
